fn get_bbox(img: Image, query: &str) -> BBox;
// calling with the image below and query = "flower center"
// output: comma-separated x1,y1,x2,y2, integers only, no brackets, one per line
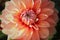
21,10,37,25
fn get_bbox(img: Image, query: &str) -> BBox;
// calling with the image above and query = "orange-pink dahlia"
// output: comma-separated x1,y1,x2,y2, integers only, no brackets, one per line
0,0,59,40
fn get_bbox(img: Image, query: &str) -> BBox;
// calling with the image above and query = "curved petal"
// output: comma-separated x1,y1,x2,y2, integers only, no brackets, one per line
1,21,16,29
5,1,19,13
18,28,33,40
41,8,54,16
33,0,41,12
1,9,8,19
45,1,55,8
38,21,50,27
39,28,49,39
23,28,33,40
41,0,49,8
50,9,59,22
41,0,55,8
46,17,57,28
12,27,29,39
1,9,16,25
10,28,33,40
11,0,27,10
38,8,54,20
3,26,30,40
5,0,27,14
19,0,34,9
2,25,18,35
1,9,13,26
31,30,40,40
49,27,56,38
42,9,58,28
38,13,48,20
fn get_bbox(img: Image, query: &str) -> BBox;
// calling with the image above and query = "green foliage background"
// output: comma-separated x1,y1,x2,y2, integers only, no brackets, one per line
0,0,60,40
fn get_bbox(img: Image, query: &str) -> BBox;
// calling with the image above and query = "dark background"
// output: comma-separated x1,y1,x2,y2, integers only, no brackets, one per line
0,0,60,40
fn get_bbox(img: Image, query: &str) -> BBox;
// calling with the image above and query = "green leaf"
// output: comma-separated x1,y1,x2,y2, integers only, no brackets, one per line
0,31,7,40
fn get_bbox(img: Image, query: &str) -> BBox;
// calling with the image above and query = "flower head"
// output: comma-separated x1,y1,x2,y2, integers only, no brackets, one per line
0,0,58,40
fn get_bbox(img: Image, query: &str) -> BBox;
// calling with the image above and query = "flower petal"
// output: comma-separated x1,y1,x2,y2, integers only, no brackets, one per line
5,1,19,13
20,0,34,9
33,0,41,12
39,28,49,39
50,9,59,22
1,9,8,19
12,27,29,39
2,25,19,36
41,0,55,8
38,8,54,21
31,30,40,40
1,9,15,25
41,0,49,8
4,27,29,39
38,21,50,27
45,1,55,8
49,27,56,38
38,13,48,20
46,17,57,28
0,9,12,26
1,22,16,29
41,8,54,16
18,28,33,40
10,28,33,40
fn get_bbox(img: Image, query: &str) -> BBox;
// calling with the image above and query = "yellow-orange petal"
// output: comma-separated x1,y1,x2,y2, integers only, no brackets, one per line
0,9,12,26
5,1,19,14
6,27,29,39
17,28,33,40
1,9,16,25
12,27,29,39
11,0,27,10
23,28,33,40
18,0,34,9
2,25,19,35
1,22,16,29
39,28,49,39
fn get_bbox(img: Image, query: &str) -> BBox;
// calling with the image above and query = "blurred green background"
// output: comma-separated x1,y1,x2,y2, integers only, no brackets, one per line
0,0,60,40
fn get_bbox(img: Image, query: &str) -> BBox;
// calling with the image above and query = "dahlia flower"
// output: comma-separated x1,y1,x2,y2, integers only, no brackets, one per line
0,0,58,40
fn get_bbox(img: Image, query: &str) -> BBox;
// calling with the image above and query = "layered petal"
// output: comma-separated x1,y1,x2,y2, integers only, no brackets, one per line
41,0,55,9
17,0,34,9
17,28,33,40
39,28,49,39
5,1,20,14
0,0,58,40
41,8,54,16
38,8,54,20
31,30,40,40
41,0,50,8
45,1,55,8
33,0,41,10
38,21,50,27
